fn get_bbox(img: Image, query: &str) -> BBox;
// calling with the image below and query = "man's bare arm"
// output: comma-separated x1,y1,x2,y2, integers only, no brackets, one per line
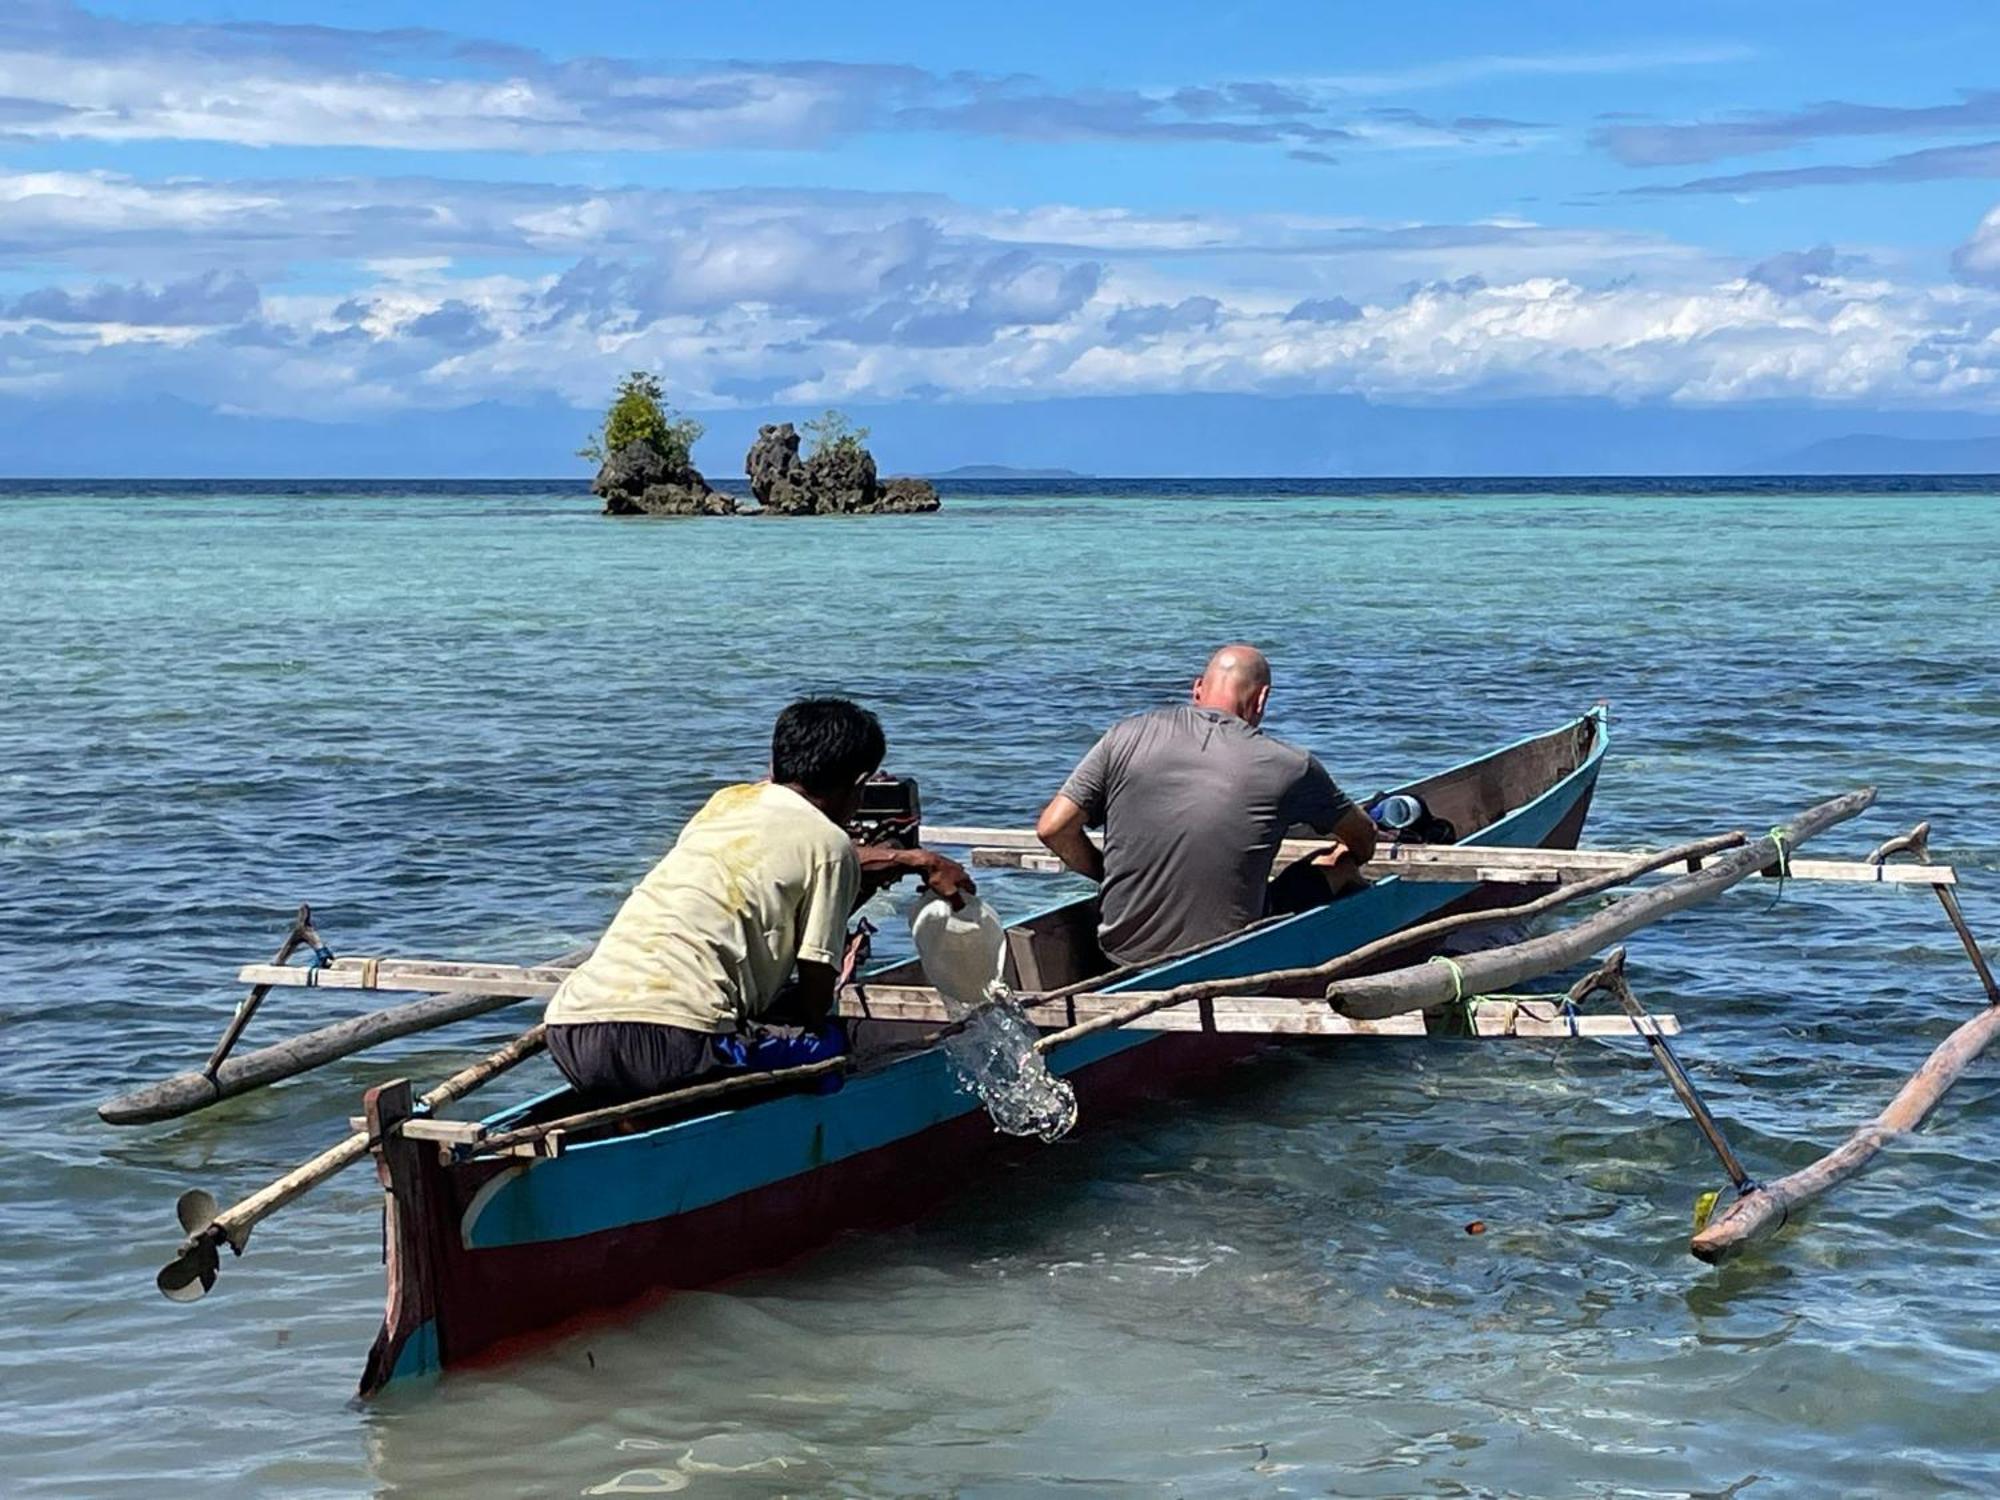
1036,793,1105,882
1332,803,1378,863
854,843,977,908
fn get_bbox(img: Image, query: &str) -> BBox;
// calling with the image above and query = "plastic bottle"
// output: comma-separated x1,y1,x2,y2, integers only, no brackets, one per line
1372,793,1426,831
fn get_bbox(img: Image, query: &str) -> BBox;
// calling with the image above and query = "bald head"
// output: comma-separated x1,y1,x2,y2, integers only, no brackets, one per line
1192,643,1273,725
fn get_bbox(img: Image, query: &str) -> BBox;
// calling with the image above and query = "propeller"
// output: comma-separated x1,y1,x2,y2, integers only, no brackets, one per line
155,1189,223,1303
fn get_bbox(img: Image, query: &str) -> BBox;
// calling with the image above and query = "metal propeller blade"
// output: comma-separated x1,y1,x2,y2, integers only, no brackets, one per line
158,1188,224,1302
156,1238,219,1302
175,1188,219,1235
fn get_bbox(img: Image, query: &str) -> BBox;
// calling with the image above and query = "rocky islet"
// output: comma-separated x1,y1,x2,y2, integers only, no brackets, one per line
594,422,941,517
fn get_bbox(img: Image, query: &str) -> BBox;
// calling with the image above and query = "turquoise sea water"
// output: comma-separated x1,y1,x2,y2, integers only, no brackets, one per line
2,482,1998,1498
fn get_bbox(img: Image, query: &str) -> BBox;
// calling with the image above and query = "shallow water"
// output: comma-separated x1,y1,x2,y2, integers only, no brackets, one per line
2,482,1998,1498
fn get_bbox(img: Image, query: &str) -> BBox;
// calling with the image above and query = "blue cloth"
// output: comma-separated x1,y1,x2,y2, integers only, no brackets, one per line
714,1020,848,1092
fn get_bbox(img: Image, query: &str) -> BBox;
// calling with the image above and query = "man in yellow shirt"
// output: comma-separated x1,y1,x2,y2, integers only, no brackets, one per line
545,697,974,1101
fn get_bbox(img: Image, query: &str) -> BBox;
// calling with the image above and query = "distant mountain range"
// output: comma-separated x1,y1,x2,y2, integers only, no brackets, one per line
3,391,1999,478
1756,435,2000,475
927,464,1091,479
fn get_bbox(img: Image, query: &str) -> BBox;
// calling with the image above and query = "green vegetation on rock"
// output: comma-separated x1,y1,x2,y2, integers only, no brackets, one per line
803,407,870,461
578,371,705,468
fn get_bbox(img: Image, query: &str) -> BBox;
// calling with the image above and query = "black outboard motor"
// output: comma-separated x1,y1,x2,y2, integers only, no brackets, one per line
848,773,923,848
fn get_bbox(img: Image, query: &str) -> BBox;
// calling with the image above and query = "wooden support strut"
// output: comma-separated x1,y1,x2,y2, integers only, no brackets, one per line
1867,821,2000,1004
202,903,322,1077
1566,948,1758,1195
840,983,1677,1037
1325,789,1877,1019
99,944,592,1125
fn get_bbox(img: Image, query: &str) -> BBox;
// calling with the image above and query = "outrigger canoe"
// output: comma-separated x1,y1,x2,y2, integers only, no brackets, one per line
360,708,1607,1395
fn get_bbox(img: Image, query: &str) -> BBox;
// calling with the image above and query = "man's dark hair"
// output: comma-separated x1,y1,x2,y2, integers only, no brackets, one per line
772,697,886,798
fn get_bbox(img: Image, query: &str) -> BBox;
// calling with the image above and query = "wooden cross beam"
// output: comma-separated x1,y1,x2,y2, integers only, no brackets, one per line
232,958,1673,1039
919,826,1956,887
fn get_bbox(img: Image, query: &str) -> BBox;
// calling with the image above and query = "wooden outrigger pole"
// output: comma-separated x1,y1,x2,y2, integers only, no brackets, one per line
1690,1001,2000,1261
1688,821,2000,1262
1326,790,1876,1018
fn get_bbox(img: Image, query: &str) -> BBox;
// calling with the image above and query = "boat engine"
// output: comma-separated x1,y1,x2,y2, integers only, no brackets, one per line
849,772,923,848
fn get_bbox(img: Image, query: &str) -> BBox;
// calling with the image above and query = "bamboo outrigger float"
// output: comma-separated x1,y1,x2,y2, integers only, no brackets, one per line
115,705,1999,1397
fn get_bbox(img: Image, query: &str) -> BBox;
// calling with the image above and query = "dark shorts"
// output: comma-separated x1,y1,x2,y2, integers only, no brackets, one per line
545,1014,858,1104
546,1020,725,1101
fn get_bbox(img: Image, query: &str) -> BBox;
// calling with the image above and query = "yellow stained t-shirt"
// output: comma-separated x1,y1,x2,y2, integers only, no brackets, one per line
545,782,859,1034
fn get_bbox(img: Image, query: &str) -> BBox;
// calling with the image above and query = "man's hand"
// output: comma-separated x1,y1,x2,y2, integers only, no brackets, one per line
914,849,977,909
1310,839,1371,895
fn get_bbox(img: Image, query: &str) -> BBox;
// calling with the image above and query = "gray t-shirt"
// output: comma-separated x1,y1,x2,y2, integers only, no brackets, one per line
1059,704,1354,965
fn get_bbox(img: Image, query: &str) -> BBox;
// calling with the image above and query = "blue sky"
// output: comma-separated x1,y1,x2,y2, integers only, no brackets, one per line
6,0,2000,473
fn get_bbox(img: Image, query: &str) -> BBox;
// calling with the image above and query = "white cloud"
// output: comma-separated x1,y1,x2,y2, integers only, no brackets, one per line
0,3,1557,158
1954,204,2000,287
0,4,1750,165
9,237,2000,419
1312,43,1755,97
5,159,1999,421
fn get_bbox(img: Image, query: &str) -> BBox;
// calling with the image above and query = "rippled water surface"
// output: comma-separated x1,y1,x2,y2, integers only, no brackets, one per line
3,483,1999,1498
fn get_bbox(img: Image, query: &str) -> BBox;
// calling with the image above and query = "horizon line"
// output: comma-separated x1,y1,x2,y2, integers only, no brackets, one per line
2,472,1999,485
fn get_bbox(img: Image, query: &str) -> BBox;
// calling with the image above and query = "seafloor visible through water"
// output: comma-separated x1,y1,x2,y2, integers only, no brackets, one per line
2,479,1997,1498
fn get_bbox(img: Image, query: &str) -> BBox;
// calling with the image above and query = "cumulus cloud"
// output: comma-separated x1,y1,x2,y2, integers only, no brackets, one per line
7,269,258,325
1955,206,2000,287
0,167,1713,304
1745,245,1844,296
10,240,2000,423
1284,296,1363,324
1105,296,1222,341
2,161,1997,424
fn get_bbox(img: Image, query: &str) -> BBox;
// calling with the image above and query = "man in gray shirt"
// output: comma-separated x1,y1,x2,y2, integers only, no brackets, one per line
1035,644,1379,966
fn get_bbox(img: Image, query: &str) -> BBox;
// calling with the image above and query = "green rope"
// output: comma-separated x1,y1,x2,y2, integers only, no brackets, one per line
1763,826,1791,911
1429,954,1466,1003
1768,827,1791,877
1429,961,1585,1036
1428,955,1478,1032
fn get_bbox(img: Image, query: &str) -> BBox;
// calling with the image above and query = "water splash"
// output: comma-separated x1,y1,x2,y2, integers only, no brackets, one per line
908,898,1078,1142
942,987,1078,1142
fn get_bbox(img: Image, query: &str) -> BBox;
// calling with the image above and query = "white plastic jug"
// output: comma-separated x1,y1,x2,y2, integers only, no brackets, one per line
907,896,1007,1013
